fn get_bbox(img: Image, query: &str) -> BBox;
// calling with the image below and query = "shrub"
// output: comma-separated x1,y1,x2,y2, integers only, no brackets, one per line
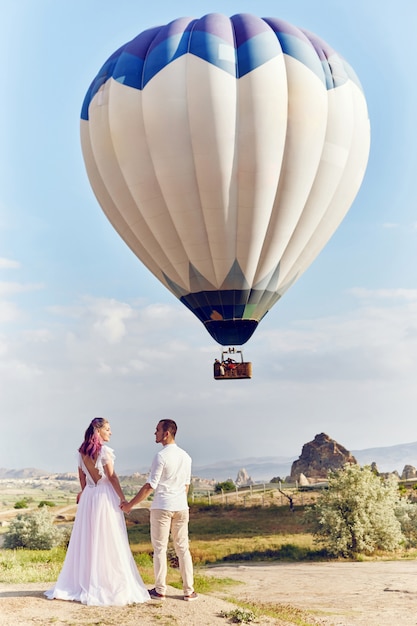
4,507,67,550
214,480,235,494
304,464,404,557
394,499,417,548
220,608,256,623
14,500,28,509
38,501,55,508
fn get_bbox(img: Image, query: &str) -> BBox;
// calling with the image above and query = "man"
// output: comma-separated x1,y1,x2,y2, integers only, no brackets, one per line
121,419,197,601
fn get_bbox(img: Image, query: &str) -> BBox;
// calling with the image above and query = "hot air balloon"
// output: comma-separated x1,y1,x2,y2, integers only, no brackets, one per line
80,13,370,374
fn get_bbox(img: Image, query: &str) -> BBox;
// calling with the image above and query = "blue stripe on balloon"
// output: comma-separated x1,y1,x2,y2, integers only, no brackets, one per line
236,32,282,77
204,319,259,345
112,26,162,89
113,51,145,89
275,32,325,85
188,30,236,77
143,32,191,86
81,13,354,120
81,47,124,120
179,289,264,345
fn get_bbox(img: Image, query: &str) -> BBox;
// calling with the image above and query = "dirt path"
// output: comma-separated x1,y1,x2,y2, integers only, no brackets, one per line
0,582,285,626
1,561,417,625
208,560,417,625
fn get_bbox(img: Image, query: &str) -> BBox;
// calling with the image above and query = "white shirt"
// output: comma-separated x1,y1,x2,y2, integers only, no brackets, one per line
148,443,191,511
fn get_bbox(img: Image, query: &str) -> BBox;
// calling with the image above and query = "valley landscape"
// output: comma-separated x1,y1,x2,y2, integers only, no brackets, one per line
1,469,417,625
2,438,417,483
2,439,417,625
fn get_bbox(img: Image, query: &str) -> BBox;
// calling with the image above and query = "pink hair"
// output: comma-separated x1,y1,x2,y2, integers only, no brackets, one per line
78,417,107,459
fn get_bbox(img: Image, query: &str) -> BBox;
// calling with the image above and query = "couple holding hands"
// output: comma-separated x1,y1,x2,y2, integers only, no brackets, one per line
45,418,197,606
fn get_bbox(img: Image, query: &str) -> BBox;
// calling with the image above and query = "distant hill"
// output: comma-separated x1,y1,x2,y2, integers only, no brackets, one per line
192,456,294,482
352,441,417,473
2,441,417,482
192,441,417,481
0,468,47,479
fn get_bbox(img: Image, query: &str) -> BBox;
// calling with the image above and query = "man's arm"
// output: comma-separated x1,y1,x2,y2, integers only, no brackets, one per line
121,482,154,513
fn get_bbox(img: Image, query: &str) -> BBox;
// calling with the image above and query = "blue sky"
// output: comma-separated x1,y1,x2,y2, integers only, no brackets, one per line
1,1,417,476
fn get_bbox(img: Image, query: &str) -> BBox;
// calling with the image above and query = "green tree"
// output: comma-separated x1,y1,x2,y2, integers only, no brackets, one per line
214,480,235,494
304,464,404,557
394,498,417,548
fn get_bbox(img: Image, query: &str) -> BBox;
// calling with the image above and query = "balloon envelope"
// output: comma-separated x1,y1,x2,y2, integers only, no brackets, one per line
81,13,370,346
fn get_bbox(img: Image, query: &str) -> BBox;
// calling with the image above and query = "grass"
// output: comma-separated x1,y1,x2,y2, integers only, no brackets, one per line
1,500,410,625
127,502,326,566
0,502,320,587
223,598,326,626
0,546,66,583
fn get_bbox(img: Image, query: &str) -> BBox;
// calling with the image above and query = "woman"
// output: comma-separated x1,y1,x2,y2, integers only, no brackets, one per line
45,417,150,606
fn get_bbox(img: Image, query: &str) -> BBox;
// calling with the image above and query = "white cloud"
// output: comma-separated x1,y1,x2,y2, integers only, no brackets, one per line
22,329,53,342
0,258,20,269
261,297,417,380
0,281,44,295
1,293,417,473
0,358,43,380
348,287,417,301
90,299,135,344
0,301,21,322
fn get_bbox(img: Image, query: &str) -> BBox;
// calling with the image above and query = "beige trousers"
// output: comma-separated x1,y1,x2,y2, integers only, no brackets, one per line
150,508,194,596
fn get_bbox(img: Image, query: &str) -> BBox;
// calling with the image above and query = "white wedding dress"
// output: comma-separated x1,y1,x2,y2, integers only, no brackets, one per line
45,446,150,606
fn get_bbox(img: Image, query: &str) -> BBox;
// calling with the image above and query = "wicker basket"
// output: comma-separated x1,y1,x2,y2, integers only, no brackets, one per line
214,361,252,380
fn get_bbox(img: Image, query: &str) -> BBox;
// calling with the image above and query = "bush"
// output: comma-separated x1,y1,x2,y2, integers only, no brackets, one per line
214,480,235,494
394,499,417,548
4,507,68,550
220,608,256,623
38,501,55,508
304,464,404,557
14,500,28,509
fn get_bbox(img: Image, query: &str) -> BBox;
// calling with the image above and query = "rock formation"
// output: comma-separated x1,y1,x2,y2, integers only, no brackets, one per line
401,465,417,480
290,432,357,481
370,462,379,474
235,468,253,487
298,473,310,486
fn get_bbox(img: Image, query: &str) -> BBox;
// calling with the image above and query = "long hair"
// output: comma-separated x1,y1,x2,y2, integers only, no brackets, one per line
78,417,108,459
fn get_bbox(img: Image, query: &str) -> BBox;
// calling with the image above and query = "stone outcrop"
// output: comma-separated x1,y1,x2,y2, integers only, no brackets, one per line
380,470,400,480
370,462,379,474
290,433,357,481
401,465,417,480
298,473,310,486
235,468,253,487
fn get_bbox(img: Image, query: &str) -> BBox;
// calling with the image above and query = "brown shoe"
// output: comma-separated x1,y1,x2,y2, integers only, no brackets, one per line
184,591,198,601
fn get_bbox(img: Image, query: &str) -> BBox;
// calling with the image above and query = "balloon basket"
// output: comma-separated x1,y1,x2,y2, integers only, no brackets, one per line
213,348,252,380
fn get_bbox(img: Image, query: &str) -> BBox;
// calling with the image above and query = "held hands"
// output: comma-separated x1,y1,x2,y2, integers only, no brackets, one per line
120,499,133,514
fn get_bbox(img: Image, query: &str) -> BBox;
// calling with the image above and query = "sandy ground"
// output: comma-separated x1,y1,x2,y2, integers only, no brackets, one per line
210,560,417,625
0,581,284,626
1,560,417,625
